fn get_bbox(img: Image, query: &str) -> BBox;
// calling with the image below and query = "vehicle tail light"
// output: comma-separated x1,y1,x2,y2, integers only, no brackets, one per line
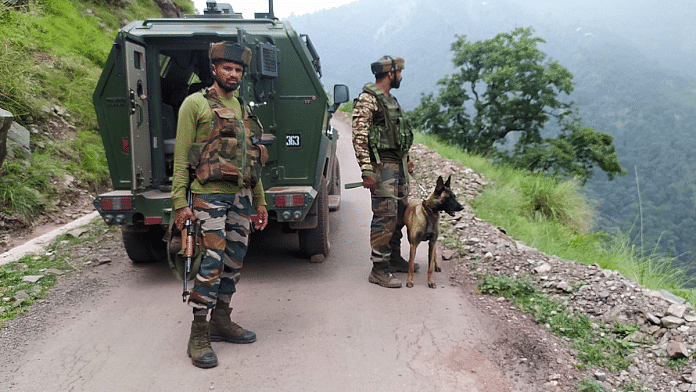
274,194,306,208
100,196,133,211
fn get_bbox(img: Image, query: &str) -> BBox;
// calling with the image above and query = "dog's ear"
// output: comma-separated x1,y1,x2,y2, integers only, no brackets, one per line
435,176,445,194
445,175,451,188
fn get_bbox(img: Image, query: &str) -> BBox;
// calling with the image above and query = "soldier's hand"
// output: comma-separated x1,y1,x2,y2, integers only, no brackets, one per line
175,206,195,232
362,174,378,190
407,159,414,174
254,205,268,231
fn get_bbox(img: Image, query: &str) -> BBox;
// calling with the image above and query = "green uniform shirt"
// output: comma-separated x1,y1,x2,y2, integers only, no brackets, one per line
171,90,266,211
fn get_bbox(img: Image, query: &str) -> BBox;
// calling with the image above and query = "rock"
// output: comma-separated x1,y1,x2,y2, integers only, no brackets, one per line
66,227,90,238
662,316,686,328
0,107,13,168
646,313,662,325
660,289,686,305
534,263,552,274
6,121,31,161
22,275,44,283
464,238,481,246
153,0,181,18
667,304,688,318
13,290,30,301
667,341,689,359
309,254,325,263
441,249,454,260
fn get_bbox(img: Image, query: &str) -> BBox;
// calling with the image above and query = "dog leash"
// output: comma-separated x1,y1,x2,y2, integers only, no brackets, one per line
410,172,429,196
344,172,428,199
344,172,404,199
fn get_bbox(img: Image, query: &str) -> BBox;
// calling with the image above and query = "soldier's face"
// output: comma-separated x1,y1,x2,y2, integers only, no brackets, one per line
212,60,244,93
390,70,402,89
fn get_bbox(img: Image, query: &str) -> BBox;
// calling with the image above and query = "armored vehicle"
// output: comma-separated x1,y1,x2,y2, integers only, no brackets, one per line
92,1,348,262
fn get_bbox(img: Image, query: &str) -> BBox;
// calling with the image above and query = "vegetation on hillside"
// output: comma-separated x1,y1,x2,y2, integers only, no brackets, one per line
409,27,625,184
414,132,696,305
0,0,192,225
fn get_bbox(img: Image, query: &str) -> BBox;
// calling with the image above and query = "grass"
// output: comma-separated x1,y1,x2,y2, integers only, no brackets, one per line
575,378,611,392
415,132,696,305
0,0,171,225
0,221,120,328
477,275,651,391
478,275,643,372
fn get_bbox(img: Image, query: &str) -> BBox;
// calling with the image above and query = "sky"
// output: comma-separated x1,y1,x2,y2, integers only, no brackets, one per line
191,0,358,19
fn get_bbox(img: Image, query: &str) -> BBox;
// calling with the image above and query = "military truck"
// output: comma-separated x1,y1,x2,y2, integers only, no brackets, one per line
92,0,348,263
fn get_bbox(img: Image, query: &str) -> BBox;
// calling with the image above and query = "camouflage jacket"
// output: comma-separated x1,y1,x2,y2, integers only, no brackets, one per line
351,84,412,173
353,83,413,171
351,92,379,172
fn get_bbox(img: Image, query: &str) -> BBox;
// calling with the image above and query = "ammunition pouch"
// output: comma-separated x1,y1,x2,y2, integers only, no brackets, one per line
362,83,412,162
189,88,267,188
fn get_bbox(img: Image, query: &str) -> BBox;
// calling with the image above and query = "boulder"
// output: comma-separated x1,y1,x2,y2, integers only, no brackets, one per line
6,121,31,162
0,108,13,169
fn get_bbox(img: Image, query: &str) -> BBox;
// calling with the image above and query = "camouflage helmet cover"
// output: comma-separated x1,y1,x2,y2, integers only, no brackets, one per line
370,55,404,75
209,41,252,67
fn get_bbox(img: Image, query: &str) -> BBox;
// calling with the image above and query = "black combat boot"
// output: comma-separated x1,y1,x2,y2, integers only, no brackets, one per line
388,253,420,273
187,317,218,368
209,301,257,344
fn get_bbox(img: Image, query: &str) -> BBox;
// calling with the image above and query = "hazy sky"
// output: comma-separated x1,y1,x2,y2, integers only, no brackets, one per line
191,0,359,19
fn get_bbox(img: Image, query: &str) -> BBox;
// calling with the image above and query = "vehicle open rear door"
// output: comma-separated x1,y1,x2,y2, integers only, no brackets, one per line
125,40,152,192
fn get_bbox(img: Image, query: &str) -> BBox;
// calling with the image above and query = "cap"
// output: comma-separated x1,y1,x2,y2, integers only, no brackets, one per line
209,41,252,67
370,55,404,75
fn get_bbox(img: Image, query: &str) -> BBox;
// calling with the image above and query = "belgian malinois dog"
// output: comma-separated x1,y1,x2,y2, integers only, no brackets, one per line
404,175,463,288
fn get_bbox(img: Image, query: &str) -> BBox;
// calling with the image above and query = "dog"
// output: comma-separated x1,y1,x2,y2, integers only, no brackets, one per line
404,175,463,288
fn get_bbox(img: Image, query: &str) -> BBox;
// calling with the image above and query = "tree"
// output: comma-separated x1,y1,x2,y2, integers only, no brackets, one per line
409,27,625,183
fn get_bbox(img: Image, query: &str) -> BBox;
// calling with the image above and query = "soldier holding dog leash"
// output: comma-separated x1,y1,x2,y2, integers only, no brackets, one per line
351,55,418,289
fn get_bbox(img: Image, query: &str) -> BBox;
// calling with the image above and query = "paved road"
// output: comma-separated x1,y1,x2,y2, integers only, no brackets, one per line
0,115,515,392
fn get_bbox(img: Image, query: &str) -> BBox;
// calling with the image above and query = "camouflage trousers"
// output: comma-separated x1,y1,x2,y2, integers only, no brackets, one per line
370,162,408,267
188,189,253,310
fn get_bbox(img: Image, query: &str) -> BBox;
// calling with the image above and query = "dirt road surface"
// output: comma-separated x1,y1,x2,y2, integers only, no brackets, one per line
0,116,541,391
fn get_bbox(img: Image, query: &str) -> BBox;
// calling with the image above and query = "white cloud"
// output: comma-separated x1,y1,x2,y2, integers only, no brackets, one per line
191,0,358,19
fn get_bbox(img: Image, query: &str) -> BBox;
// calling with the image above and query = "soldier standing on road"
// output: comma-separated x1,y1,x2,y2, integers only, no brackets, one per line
172,41,269,368
352,55,417,289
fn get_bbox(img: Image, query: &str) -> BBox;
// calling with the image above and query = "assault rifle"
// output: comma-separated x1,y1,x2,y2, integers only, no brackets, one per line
182,190,194,302
182,217,193,302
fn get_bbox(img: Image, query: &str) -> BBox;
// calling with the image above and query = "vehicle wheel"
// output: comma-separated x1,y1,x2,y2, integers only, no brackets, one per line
328,157,341,211
121,225,167,263
298,179,330,258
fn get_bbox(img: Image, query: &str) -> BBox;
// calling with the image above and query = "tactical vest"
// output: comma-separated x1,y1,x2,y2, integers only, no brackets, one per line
362,83,413,163
188,87,267,188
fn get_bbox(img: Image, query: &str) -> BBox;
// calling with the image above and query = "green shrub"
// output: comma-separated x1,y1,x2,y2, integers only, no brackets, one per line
339,101,354,113
575,378,610,392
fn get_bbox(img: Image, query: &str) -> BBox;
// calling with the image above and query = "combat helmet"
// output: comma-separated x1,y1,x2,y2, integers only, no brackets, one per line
370,55,404,75
209,41,252,68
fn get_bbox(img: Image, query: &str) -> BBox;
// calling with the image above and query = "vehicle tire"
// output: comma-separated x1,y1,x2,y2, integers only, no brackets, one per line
298,179,330,258
327,157,341,211
121,225,167,263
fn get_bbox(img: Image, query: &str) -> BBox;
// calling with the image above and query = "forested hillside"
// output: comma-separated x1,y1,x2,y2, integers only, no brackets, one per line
288,0,696,279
